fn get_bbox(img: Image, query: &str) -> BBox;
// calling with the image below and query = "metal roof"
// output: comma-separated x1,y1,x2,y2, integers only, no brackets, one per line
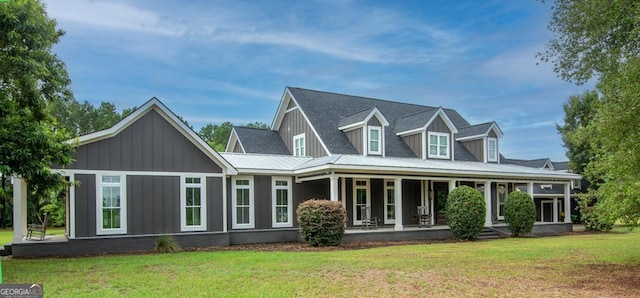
222,153,580,180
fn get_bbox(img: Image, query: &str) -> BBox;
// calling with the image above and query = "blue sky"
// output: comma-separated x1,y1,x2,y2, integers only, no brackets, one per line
43,0,594,161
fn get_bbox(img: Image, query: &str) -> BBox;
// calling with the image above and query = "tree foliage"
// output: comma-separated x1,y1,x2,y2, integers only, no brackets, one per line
556,90,600,176
539,0,640,85
0,0,74,197
445,186,485,240
542,0,640,226
50,99,134,136
198,121,269,152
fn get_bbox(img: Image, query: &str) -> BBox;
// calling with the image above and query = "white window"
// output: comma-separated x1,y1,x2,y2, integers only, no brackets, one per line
272,177,292,228
232,177,254,229
497,183,507,220
368,126,382,155
293,133,305,156
487,137,498,162
181,176,206,231
572,178,581,189
353,179,370,225
428,132,450,159
384,180,395,224
96,174,126,235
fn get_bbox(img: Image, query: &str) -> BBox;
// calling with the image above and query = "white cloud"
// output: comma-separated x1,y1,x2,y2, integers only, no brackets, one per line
44,0,185,36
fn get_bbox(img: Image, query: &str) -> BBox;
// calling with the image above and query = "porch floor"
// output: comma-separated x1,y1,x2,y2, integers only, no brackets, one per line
346,225,450,234
11,233,69,244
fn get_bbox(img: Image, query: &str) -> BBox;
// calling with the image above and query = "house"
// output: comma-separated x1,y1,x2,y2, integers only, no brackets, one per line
500,158,585,222
10,87,580,257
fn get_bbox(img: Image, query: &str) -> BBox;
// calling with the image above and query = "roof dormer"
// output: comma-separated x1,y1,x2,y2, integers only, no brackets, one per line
455,121,504,163
338,106,389,156
395,107,458,160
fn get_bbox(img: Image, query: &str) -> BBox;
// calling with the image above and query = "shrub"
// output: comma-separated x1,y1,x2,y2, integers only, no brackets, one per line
445,186,486,240
578,196,614,231
297,199,346,247
504,191,536,237
155,235,181,253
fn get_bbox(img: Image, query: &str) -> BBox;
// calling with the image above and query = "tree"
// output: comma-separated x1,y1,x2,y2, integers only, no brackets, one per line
538,0,640,85
198,122,232,152
556,90,599,175
50,99,132,136
540,0,640,226
0,0,74,204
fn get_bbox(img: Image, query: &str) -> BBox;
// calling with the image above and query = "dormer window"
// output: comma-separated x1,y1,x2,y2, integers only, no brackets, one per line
368,126,381,155
428,132,449,159
487,137,498,162
293,133,305,156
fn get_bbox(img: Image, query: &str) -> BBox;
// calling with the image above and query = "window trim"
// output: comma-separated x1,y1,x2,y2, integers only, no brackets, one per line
352,179,370,225
232,176,254,229
272,177,293,228
180,176,207,232
384,180,395,224
497,183,507,220
367,126,382,155
487,137,498,162
96,174,127,235
427,132,450,159
293,133,306,156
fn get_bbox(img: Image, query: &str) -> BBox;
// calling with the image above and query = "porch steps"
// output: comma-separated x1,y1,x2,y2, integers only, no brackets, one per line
0,244,11,256
477,228,506,240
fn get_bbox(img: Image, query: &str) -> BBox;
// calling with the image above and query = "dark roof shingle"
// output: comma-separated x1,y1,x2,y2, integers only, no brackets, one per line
233,126,290,155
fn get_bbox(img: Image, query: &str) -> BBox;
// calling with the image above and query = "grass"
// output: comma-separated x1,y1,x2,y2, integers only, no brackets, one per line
2,227,640,297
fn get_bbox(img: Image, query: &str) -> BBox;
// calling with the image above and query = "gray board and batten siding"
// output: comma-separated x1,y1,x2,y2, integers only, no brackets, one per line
344,128,363,154
67,109,222,173
461,139,484,162
73,174,224,239
402,133,422,159
69,109,226,238
278,107,327,157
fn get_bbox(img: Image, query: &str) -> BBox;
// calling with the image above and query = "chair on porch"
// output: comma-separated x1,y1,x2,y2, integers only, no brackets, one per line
27,213,48,240
417,206,432,228
360,206,379,229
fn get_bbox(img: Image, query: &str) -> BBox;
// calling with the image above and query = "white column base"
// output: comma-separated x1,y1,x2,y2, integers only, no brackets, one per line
12,177,28,242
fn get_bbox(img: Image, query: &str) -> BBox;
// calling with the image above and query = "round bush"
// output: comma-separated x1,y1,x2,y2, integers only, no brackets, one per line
297,199,346,247
504,191,536,236
445,186,486,240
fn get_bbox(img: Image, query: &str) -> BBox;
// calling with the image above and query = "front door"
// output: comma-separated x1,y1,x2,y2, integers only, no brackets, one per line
433,182,449,225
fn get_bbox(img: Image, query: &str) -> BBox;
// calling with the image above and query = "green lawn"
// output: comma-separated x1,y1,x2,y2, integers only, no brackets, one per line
2,228,640,297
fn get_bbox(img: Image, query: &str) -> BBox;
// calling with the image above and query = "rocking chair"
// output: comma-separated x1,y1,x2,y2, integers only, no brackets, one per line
360,206,379,229
27,213,48,240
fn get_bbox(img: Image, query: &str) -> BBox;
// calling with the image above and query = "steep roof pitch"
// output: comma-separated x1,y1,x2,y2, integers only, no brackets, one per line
394,107,459,136
75,97,237,175
285,87,470,158
455,121,504,140
231,126,290,155
337,106,389,130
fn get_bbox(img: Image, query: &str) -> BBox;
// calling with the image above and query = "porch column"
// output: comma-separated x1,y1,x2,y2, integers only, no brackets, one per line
564,182,571,223
341,177,346,209
527,182,535,199
484,181,492,227
12,177,27,242
553,198,559,223
449,179,457,192
329,176,339,202
394,178,403,231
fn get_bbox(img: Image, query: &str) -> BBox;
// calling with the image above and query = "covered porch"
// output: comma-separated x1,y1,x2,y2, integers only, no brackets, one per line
298,172,573,231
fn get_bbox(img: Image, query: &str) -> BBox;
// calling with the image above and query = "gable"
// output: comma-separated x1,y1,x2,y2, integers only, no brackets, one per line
427,115,451,133
68,110,223,173
225,129,245,153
